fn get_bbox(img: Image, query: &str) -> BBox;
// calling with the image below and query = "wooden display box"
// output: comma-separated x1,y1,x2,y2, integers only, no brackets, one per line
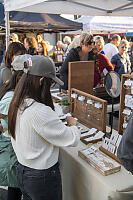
99,146,121,164
70,88,107,133
79,148,121,176
118,74,133,135
68,61,94,101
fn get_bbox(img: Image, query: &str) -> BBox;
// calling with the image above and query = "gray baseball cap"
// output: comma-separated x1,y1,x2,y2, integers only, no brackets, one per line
11,54,32,71
27,55,64,86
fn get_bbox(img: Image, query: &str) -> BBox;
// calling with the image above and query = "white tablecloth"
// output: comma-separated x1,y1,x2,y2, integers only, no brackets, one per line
60,141,133,200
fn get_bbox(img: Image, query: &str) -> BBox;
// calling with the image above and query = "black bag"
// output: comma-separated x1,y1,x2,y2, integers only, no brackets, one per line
117,114,133,174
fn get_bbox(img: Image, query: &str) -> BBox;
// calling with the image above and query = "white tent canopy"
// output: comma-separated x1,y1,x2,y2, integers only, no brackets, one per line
4,0,133,16
76,16,133,32
4,0,133,47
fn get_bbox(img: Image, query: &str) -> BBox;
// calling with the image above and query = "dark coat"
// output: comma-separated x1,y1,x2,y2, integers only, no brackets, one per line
117,114,133,174
60,47,94,90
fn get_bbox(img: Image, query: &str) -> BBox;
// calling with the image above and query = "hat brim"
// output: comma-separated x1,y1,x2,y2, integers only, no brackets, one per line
52,76,64,86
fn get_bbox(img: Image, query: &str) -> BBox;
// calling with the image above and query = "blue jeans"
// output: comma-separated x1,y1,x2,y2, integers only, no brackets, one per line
16,162,62,200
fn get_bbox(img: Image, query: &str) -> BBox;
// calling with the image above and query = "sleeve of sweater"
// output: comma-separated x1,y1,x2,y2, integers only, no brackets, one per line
60,48,79,75
32,104,81,147
102,54,114,72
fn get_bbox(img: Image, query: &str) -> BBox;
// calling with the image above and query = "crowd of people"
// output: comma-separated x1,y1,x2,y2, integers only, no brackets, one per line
60,33,133,91
0,38,80,199
0,31,133,199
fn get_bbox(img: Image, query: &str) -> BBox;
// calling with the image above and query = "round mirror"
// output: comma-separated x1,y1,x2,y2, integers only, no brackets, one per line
104,71,121,98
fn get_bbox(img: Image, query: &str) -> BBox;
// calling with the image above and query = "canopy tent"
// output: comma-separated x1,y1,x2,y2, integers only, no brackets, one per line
76,15,133,33
3,0,133,47
10,13,82,33
0,4,82,33
4,0,133,16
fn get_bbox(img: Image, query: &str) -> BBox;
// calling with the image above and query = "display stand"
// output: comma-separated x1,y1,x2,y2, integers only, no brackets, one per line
78,147,121,176
70,88,107,133
68,61,94,101
118,74,133,135
99,146,121,164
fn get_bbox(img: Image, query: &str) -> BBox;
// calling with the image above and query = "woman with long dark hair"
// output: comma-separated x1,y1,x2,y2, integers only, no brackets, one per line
0,55,31,200
8,55,80,200
0,42,27,88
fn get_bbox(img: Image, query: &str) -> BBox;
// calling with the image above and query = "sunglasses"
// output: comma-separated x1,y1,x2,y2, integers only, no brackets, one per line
87,40,95,45
121,46,128,50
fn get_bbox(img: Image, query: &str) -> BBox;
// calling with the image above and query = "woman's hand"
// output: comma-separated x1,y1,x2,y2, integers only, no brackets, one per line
66,116,77,126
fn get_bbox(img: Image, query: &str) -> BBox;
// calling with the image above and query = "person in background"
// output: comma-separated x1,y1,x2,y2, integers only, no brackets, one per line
24,37,37,55
60,32,95,91
1,33,20,64
64,35,80,59
92,38,114,87
56,41,66,52
111,39,131,77
9,33,19,43
63,36,71,53
0,55,30,200
128,37,133,71
8,55,80,200
63,36,71,46
103,34,121,61
94,36,105,54
37,34,43,43
0,42,27,88
37,40,49,57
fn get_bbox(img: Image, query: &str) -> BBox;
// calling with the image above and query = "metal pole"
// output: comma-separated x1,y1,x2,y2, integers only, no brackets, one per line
5,11,10,50
110,97,114,135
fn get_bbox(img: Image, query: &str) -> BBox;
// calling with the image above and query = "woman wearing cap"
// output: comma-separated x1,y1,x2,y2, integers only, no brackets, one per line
0,54,31,200
8,55,80,200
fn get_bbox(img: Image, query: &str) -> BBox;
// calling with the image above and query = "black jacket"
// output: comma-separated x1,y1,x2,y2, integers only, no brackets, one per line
117,114,133,174
60,47,94,90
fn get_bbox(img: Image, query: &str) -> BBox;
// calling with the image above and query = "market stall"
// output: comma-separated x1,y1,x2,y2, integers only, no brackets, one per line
60,139,133,200
4,1,133,200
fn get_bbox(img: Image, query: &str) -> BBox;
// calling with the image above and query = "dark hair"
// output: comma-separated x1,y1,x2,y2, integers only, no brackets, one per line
25,37,37,49
111,34,121,41
8,73,54,139
4,42,27,68
0,70,24,101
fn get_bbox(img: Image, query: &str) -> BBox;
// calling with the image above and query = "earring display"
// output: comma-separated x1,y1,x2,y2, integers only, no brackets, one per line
81,129,105,144
99,132,122,164
118,74,133,134
70,88,107,133
78,145,121,176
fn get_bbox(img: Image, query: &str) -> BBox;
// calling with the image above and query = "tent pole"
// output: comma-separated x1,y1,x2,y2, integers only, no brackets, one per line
5,11,10,50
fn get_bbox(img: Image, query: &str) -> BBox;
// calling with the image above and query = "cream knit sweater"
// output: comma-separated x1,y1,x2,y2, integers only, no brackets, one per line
11,99,80,169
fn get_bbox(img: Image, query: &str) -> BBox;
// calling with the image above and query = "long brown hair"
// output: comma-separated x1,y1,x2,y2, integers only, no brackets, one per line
8,73,54,139
38,41,49,57
0,70,24,100
4,42,27,68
